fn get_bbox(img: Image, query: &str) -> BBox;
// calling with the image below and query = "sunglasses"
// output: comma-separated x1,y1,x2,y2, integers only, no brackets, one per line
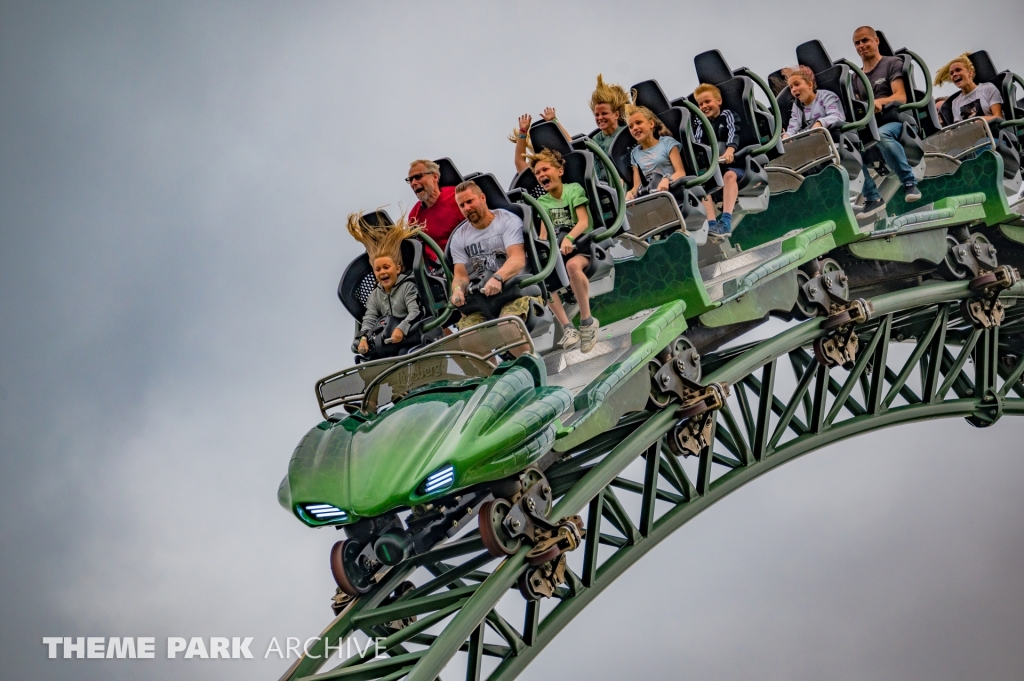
405,172,435,184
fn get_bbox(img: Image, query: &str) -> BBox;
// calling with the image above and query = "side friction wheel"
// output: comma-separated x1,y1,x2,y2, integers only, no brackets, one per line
647,359,674,409
518,567,545,601
939,234,970,281
794,270,817,320
331,539,375,597
479,499,522,558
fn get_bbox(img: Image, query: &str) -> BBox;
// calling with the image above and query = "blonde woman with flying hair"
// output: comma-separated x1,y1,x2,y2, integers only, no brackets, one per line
589,74,630,182
934,53,1003,125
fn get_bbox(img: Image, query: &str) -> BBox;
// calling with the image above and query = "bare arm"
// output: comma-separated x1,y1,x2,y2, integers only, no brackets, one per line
514,114,531,174
626,165,641,199
668,146,687,180
451,263,470,306
875,77,907,111
495,243,526,281
984,102,1004,122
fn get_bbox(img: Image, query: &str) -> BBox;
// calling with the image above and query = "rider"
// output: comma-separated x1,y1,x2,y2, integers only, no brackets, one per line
448,181,539,330
347,214,423,357
934,53,1004,125
407,159,463,267
624,104,688,201
515,145,600,353
589,74,631,184
851,25,922,212
692,83,744,239
782,65,847,138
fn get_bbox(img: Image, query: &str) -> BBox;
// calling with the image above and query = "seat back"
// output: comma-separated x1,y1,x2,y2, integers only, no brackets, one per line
814,62,879,148
435,158,464,188
693,50,775,156
795,40,834,76
510,148,601,231
528,120,574,156
631,79,673,115
875,31,940,137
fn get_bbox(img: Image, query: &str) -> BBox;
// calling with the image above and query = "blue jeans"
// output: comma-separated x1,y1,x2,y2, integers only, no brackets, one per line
861,121,917,201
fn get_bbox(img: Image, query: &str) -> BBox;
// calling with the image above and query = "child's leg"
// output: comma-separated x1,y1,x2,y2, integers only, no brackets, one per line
567,255,592,320
702,195,717,224
722,170,739,217
548,292,570,326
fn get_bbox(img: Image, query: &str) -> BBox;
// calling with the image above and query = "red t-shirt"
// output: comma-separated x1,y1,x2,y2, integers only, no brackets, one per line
409,186,463,262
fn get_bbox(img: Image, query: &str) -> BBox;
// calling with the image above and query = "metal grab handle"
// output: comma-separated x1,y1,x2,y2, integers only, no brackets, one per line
678,100,720,188
739,67,783,155
518,191,560,287
417,232,453,281
582,139,627,242
840,59,875,132
998,73,1024,128
896,49,933,112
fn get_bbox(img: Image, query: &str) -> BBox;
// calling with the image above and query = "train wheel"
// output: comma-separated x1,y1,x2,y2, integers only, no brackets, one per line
938,235,970,281
794,270,817,320
479,499,521,558
518,568,545,601
813,337,837,367
330,539,375,597
647,359,674,409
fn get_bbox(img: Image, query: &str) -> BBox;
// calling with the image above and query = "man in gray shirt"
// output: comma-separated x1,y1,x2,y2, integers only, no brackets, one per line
852,25,922,211
448,181,537,330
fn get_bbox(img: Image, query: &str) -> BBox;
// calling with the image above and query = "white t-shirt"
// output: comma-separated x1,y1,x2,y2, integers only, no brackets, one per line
448,208,524,279
951,82,1003,122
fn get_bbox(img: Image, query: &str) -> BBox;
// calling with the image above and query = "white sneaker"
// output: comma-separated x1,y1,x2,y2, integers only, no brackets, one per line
579,319,600,353
560,326,580,349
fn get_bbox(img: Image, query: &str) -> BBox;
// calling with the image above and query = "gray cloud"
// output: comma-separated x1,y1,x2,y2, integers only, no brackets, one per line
1,0,1023,679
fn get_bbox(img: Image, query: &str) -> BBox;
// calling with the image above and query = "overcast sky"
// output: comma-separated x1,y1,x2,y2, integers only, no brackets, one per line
2,1,1023,679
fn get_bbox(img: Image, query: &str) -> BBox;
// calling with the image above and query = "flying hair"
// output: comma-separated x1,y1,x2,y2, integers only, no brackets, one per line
934,53,975,86
624,101,671,138
527,148,564,171
589,74,630,116
346,212,421,268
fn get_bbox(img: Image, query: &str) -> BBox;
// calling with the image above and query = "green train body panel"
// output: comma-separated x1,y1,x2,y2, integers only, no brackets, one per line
555,300,688,451
733,164,864,251
880,150,1011,227
279,361,571,524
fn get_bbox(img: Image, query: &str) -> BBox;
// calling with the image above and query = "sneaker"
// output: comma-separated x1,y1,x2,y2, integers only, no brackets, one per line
903,183,922,202
859,197,885,215
560,326,580,350
579,319,600,353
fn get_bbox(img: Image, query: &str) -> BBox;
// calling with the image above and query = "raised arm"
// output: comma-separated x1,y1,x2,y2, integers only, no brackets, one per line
542,107,572,139
514,113,532,174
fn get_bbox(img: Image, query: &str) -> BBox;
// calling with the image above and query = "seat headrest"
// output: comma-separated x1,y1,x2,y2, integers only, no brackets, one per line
876,30,895,57
361,210,394,227
796,40,834,76
434,158,463,187
968,51,1000,85
469,173,511,210
657,108,685,144
694,50,734,86
631,80,672,115
766,69,789,96
529,121,573,156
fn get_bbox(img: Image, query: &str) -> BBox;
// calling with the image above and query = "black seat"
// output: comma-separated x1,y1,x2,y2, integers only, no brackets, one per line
796,40,880,151
685,50,775,197
435,157,464,187
338,231,446,360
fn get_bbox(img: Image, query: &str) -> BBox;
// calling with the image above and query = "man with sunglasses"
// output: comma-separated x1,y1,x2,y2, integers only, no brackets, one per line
407,159,463,268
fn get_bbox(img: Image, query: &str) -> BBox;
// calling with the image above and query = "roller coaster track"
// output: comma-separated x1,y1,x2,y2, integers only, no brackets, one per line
280,279,1024,681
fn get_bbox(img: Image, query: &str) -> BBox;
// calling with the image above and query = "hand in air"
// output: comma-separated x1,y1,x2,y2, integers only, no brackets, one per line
483,277,503,296
560,238,574,255
451,288,465,307
518,113,532,134
656,177,671,193
720,148,735,165
357,337,369,355
542,107,557,122
390,327,405,344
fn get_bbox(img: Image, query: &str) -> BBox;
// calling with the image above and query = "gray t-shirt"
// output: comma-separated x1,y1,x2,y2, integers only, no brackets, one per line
951,82,1003,122
854,55,904,102
448,208,524,279
630,136,682,183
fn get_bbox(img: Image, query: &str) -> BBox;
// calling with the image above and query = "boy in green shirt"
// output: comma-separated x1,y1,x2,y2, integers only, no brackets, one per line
526,148,600,353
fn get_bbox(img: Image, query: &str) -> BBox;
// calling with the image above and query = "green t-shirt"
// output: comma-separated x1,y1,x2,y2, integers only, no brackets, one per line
537,182,591,235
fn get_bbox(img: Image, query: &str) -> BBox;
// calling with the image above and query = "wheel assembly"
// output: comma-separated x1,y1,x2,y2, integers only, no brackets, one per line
330,539,378,597
479,498,522,558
